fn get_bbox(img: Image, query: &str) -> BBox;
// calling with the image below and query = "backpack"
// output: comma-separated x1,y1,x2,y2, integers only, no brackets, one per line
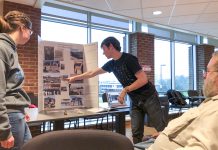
166,90,187,106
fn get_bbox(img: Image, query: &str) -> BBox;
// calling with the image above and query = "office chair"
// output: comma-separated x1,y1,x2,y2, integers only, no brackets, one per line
83,92,109,129
21,129,134,150
187,90,205,107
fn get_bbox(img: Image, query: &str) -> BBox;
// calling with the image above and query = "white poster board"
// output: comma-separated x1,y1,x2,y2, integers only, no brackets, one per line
38,40,98,111
83,43,99,108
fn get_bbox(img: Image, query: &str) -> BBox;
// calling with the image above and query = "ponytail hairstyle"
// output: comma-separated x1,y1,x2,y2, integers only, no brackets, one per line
0,10,32,33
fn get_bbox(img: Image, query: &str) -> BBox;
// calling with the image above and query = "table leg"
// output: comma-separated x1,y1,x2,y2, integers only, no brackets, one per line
115,112,126,135
53,120,64,130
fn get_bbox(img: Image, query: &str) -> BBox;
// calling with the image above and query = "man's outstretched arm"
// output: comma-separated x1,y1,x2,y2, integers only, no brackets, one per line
66,68,107,82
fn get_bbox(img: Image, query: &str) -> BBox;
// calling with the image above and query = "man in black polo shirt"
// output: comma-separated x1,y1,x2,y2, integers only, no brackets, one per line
66,36,166,143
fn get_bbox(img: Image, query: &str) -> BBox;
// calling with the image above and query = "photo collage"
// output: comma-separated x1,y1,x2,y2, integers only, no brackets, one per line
42,45,85,110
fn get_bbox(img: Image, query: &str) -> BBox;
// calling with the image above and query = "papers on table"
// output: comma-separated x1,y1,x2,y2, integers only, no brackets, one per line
87,107,108,113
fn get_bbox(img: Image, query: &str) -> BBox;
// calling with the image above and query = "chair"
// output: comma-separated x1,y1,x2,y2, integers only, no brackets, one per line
146,95,169,127
21,129,134,150
65,118,79,129
159,96,169,125
83,115,105,129
187,90,205,107
102,92,109,102
83,93,109,129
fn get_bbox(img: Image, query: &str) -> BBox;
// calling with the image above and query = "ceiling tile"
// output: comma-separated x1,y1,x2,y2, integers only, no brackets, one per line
142,6,173,19
193,22,218,29
176,0,212,4
197,13,218,22
72,0,111,11
146,17,169,25
171,24,212,36
108,0,141,11
69,0,85,2
170,15,199,25
172,24,196,31
115,9,143,20
204,2,218,13
141,0,174,8
173,3,208,16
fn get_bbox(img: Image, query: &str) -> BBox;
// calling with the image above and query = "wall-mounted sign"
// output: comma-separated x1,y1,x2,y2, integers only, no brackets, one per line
141,65,152,72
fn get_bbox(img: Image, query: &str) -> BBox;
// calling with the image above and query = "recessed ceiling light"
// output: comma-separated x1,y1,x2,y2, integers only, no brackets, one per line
153,11,162,15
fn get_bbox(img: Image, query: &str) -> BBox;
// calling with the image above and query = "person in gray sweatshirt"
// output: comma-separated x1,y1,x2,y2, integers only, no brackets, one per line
0,10,33,149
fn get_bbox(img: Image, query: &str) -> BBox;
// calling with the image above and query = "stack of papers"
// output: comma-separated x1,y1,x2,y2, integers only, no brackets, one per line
87,107,108,113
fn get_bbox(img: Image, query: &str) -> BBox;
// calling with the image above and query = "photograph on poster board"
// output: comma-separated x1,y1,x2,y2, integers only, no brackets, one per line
43,83,61,96
44,96,56,109
60,63,65,70
69,79,83,84
43,60,60,73
70,49,83,60
69,85,84,95
61,86,67,92
44,46,54,60
61,98,71,107
54,49,64,61
74,61,83,74
43,75,61,84
60,74,68,80
69,95,84,106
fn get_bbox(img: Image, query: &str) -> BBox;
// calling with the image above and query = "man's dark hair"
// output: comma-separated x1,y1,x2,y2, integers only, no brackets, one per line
101,37,121,52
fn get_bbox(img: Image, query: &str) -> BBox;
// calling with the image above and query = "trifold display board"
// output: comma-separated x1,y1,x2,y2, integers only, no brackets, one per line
38,40,98,111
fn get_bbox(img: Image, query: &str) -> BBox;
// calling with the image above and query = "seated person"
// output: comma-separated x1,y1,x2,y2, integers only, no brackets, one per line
147,51,218,150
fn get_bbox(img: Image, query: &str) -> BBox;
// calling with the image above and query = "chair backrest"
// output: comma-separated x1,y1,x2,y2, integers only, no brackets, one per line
21,129,134,150
188,90,199,97
166,89,187,105
102,92,109,103
159,96,169,124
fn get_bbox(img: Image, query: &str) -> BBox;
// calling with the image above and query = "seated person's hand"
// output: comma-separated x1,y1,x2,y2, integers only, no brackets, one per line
151,132,160,138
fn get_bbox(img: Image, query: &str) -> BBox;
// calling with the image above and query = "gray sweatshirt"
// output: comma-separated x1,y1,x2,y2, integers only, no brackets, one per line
0,33,31,140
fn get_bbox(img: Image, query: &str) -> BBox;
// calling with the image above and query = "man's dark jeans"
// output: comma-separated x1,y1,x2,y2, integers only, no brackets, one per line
130,92,166,144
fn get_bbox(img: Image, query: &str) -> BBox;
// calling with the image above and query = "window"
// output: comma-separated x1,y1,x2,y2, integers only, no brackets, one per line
155,39,195,93
41,21,87,44
154,39,171,93
42,2,87,22
91,14,129,31
174,42,193,91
